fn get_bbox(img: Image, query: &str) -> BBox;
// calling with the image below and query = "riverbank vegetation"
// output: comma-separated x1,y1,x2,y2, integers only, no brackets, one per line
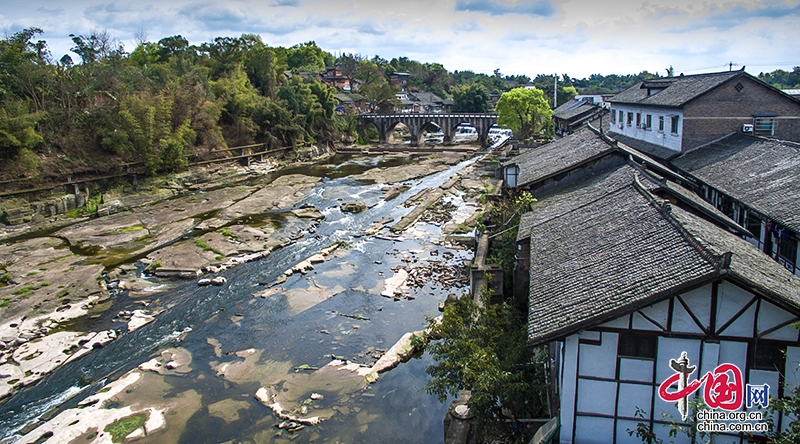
2,27,796,185
426,290,548,443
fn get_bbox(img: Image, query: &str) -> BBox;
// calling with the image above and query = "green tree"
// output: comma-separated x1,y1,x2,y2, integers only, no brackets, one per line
452,83,491,113
496,87,552,140
286,41,327,73
426,292,549,442
0,100,44,159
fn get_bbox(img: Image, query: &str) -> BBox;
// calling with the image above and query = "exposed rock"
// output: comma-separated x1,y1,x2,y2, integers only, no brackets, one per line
340,200,367,214
128,310,156,332
211,276,227,286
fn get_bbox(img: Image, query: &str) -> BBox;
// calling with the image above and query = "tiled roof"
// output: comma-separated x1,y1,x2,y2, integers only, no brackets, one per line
671,134,800,233
608,71,743,108
526,180,726,345
408,92,444,104
517,164,659,242
553,100,601,121
525,169,800,346
672,206,800,309
611,133,683,160
658,177,751,235
506,127,616,188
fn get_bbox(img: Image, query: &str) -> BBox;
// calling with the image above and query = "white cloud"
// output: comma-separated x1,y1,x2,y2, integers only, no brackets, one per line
3,0,798,79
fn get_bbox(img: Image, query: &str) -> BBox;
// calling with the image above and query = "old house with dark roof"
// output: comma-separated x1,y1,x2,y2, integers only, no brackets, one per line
671,134,800,276
333,93,367,113
552,98,607,136
607,69,800,160
518,163,800,443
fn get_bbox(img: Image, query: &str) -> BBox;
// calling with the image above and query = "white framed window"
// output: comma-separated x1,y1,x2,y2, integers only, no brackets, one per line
753,115,778,136
658,116,664,132
671,115,680,135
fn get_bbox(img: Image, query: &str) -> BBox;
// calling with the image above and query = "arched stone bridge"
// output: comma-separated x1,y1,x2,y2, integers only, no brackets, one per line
360,113,499,147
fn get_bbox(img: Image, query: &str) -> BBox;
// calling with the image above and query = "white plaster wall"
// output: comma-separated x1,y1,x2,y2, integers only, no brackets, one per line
560,335,579,444
758,300,798,341
616,382,653,419
577,379,617,415
679,286,712,329
579,332,618,379
574,416,614,443
671,301,706,335
608,104,683,152
785,346,800,392
717,281,756,337
619,358,653,383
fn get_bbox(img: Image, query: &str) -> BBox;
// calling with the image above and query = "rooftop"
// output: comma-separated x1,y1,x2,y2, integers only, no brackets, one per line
608,70,743,108
506,126,616,188
672,134,800,233
553,99,602,121
525,167,800,346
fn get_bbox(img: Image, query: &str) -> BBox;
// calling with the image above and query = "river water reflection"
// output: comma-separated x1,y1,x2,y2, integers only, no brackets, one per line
0,154,478,443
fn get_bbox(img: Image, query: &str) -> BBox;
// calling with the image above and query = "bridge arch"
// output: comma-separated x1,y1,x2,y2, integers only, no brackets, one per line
359,113,498,147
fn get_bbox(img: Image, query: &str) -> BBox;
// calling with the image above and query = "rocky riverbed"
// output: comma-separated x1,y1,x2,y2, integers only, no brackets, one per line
0,148,500,443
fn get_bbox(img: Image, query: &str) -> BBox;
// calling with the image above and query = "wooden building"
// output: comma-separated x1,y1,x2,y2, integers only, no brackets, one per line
671,134,800,276
518,164,800,443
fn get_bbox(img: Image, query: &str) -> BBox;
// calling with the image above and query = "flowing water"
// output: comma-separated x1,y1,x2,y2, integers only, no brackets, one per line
0,154,480,443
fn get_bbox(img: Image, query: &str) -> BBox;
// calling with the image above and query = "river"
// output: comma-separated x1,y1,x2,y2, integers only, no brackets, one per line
0,153,481,443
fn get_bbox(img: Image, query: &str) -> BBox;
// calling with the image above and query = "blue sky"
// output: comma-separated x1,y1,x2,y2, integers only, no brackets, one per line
2,0,798,78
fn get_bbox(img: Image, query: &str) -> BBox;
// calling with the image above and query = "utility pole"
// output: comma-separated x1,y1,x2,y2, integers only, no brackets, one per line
553,74,558,108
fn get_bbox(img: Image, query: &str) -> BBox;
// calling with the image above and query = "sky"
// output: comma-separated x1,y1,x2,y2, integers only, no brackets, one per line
1,0,799,79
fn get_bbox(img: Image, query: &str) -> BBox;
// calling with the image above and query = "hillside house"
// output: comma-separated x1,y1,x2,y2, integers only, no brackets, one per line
607,69,800,160
333,93,367,113
321,65,357,91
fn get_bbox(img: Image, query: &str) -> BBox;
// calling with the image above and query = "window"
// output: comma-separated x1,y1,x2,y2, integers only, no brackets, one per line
619,110,624,124
611,109,616,123
753,116,778,136
671,115,680,134
746,211,763,248
636,113,641,127
645,114,652,130
777,236,797,271
658,116,664,132
627,112,633,126
752,343,785,372
618,333,656,359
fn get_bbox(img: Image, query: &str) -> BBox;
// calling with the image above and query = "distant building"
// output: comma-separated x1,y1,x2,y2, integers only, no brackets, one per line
390,72,410,89
333,93,367,113
321,65,357,91
607,69,800,160
552,99,607,136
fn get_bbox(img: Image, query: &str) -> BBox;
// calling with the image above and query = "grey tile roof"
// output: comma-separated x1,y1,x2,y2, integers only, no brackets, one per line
671,134,800,233
408,92,444,104
672,207,800,310
525,169,800,346
658,178,751,236
611,133,683,160
507,127,616,188
517,164,659,242
526,181,726,345
553,100,601,121
608,71,743,108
